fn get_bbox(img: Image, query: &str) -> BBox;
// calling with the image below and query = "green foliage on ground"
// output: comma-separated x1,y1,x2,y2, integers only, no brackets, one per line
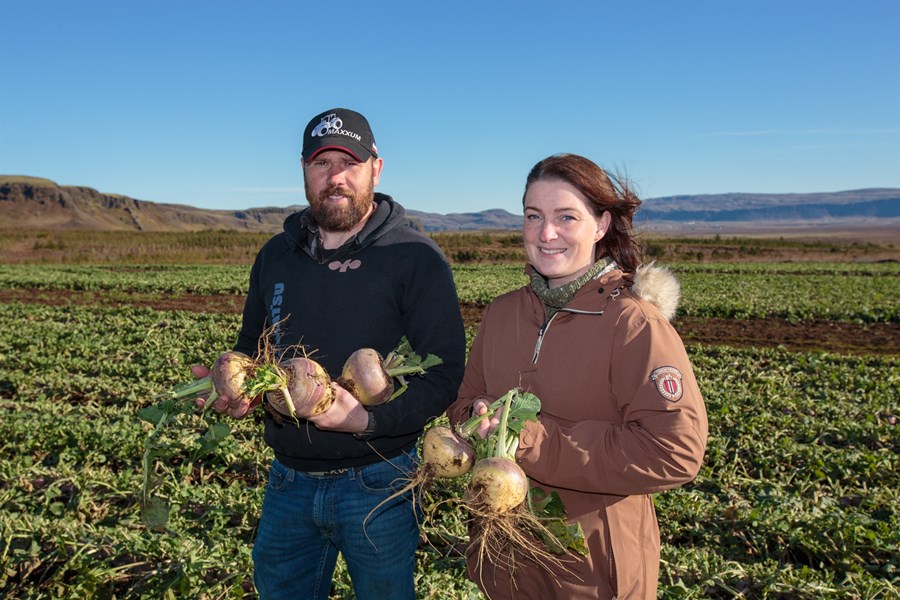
1,239,898,598
0,291,897,598
2,261,898,322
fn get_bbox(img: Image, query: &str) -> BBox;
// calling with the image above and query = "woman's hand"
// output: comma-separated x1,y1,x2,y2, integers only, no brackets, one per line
191,364,259,418
472,398,504,439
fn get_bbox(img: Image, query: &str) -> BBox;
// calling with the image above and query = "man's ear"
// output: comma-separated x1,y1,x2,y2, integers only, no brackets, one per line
371,157,384,185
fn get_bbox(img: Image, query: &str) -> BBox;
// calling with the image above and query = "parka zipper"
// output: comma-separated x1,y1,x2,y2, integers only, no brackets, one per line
607,526,618,597
531,314,557,364
531,308,604,364
530,262,620,365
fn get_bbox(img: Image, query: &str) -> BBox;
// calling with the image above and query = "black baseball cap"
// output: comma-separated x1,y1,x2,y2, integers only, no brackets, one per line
302,108,378,163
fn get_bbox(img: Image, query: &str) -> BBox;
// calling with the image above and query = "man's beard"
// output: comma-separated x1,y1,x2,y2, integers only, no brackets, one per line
306,177,375,232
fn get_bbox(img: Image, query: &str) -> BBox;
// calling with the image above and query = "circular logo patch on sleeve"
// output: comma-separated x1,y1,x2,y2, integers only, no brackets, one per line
650,366,684,402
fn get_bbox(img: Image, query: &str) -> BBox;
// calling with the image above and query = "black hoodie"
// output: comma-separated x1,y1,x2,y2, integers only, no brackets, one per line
234,193,466,471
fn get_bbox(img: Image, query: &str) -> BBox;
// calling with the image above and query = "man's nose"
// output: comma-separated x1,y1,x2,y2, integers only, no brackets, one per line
326,165,347,185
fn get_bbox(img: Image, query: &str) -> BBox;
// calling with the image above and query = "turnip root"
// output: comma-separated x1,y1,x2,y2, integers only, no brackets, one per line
208,351,255,405
363,424,475,536
157,318,301,414
339,348,393,406
466,487,575,585
422,425,475,479
266,357,334,419
160,350,257,411
468,457,528,514
370,425,474,505
338,337,443,407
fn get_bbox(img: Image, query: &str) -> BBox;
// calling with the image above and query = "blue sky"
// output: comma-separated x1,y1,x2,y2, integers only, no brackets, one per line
2,0,899,216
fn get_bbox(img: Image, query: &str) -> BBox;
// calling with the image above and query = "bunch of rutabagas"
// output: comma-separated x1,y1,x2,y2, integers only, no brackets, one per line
396,388,588,575
159,335,441,421
262,336,442,421
139,333,441,528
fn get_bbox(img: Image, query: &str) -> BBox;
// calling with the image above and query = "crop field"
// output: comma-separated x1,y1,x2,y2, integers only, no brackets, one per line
1,232,898,599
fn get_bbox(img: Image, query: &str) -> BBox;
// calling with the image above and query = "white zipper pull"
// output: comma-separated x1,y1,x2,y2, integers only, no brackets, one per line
532,318,553,364
532,326,544,364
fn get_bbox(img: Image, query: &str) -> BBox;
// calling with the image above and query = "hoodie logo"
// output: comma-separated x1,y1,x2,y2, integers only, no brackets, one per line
329,259,361,273
650,366,683,402
270,282,285,345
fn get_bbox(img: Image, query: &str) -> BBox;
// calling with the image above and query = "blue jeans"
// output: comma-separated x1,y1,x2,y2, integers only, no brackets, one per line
252,452,420,600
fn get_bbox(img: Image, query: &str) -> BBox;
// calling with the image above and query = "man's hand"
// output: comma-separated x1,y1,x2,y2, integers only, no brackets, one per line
308,384,369,433
191,364,259,419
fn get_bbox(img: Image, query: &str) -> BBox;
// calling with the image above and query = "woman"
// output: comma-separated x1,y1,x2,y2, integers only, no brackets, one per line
447,153,708,599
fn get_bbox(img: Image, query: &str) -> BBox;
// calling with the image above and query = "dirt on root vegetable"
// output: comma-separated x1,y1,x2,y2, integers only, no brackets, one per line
265,357,334,420
207,351,255,405
339,337,444,407
422,425,476,479
338,347,394,406
467,457,528,514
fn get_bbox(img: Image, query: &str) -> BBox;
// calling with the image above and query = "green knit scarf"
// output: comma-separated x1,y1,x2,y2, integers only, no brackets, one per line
531,256,617,318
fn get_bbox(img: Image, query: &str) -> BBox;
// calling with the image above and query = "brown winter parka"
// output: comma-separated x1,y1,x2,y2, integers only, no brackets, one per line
447,264,709,600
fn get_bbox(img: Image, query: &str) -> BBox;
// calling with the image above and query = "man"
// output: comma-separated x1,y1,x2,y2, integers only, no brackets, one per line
195,108,466,599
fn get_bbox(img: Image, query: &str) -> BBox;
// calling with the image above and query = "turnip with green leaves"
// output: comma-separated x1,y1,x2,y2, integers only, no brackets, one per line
455,388,539,513
159,350,287,411
140,346,290,528
339,337,444,406
455,388,587,578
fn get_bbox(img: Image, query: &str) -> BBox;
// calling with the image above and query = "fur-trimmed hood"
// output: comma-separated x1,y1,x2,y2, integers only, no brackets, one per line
523,261,682,322
631,262,681,322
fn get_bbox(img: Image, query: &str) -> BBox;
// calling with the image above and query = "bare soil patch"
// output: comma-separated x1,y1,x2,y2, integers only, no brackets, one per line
5,289,893,357
0,288,247,315
460,303,897,357
674,316,898,356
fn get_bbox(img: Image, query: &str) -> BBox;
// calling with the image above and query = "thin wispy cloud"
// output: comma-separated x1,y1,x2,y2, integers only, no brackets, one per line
700,128,900,138
222,187,305,194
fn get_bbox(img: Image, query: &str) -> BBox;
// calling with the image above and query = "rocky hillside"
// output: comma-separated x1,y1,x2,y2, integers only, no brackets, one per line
0,176,522,232
1,175,897,233
0,176,301,232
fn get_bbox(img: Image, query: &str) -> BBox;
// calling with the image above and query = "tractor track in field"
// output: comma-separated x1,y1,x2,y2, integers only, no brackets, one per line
1,289,897,357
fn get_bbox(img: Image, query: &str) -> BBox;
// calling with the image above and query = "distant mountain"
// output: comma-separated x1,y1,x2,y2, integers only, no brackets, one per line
405,208,522,231
1,175,897,233
0,176,522,232
638,189,900,223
